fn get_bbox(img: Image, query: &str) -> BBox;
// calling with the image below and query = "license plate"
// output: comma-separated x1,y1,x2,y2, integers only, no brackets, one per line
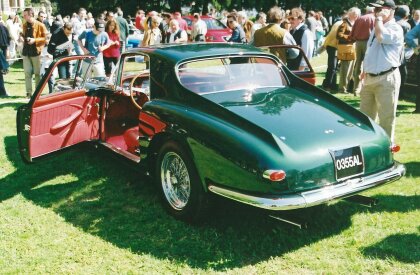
330,146,364,181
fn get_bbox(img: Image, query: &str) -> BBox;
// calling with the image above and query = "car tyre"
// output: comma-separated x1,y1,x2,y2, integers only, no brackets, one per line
156,141,207,222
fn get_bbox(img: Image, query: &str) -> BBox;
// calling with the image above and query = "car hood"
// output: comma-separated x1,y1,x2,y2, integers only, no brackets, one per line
203,87,376,152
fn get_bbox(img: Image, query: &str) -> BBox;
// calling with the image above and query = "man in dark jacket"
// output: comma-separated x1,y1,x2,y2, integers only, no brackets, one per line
0,21,10,63
227,14,246,43
48,22,74,79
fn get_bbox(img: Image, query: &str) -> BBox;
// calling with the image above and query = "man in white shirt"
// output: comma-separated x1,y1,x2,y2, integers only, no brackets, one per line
289,7,315,70
360,0,404,143
166,19,188,44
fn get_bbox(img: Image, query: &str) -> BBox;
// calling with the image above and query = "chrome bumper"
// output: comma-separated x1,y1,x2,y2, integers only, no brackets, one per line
208,162,406,211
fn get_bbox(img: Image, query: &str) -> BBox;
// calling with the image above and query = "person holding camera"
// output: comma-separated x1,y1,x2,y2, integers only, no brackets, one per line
359,0,404,143
21,8,47,98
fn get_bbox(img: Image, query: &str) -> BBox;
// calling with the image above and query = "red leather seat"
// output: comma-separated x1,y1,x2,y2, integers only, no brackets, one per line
123,127,139,154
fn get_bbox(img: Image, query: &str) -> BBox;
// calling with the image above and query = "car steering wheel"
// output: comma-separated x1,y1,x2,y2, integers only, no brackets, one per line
129,73,148,110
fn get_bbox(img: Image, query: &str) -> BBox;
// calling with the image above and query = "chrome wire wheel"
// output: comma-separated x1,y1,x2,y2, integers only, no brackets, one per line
160,151,191,210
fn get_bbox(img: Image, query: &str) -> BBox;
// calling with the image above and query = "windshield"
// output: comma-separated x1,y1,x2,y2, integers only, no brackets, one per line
177,56,286,94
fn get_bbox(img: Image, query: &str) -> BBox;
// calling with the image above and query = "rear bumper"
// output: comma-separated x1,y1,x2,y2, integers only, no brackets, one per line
208,162,406,211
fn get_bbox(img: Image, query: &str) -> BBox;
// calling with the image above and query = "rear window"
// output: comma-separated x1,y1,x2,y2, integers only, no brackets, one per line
177,56,286,94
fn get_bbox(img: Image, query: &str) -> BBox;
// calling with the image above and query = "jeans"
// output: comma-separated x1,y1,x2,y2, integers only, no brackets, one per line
0,73,7,96
322,46,338,90
47,62,70,93
103,57,118,76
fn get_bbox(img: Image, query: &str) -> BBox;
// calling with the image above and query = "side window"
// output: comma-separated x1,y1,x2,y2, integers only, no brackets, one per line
119,54,150,96
39,58,93,98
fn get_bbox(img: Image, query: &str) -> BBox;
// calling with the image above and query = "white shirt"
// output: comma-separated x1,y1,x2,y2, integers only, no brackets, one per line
168,29,188,43
363,18,404,74
250,23,264,38
293,23,315,65
191,19,207,40
5,19,20,41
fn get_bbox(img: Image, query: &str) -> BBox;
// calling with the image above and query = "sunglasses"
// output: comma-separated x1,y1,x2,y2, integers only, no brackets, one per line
227,20,234,24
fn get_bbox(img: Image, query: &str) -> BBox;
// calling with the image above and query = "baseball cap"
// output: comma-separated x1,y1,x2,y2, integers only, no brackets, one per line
369,0,396,9
94,18,105,31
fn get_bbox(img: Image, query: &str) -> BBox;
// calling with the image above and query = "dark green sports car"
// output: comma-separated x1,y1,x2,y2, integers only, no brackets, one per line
17,43,405,222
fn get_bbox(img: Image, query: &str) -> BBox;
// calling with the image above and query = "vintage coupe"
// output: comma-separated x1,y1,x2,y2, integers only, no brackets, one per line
17,44,405,222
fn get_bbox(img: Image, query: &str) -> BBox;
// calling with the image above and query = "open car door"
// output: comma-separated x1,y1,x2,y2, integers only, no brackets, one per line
258,45,316,85
17,55,101,163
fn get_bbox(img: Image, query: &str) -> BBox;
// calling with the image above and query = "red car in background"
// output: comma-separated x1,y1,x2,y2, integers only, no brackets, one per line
182,15,231,42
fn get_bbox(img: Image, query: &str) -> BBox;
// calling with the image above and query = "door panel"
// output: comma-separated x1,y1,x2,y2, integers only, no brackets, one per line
17,55,100,162
29,91,100,158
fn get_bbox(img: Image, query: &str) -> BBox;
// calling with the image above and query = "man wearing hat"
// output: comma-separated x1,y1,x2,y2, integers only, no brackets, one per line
77,18,110,77
359,0,404,143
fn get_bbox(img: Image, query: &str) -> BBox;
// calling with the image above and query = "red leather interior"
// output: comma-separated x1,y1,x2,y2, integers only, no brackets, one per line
293,72,316,85
124,127,140,154
104,94,141,154
29,90,100,158
105,95,140,122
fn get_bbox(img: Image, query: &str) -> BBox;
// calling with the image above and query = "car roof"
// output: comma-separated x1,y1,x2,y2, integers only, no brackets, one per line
125,43,272,64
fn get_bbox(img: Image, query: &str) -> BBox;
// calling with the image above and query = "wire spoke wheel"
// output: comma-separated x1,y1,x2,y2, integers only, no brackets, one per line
160,151,191,210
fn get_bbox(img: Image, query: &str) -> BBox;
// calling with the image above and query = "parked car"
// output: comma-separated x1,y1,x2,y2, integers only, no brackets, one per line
17,44,405,222
182,15,231,42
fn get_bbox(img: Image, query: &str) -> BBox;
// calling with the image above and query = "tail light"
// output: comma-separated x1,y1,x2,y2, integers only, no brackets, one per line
263,170,286,182
390,144,400,153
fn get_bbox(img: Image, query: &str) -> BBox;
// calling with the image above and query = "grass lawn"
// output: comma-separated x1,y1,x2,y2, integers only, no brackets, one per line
0,58,419,273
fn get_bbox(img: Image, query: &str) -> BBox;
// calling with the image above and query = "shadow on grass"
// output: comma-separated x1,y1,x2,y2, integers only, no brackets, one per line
331,95,415,114
361,233,420,263
404,161,420,178
0,102,26,110
1,135,418,270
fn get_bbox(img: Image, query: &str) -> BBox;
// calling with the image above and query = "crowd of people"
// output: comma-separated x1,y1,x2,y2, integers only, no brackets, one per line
0,1,419,142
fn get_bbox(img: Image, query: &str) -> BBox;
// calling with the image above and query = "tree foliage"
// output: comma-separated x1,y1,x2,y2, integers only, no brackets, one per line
54,0,420,18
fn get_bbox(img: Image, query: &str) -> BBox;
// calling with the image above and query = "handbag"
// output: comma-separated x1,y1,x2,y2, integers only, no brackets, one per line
337,44,355,61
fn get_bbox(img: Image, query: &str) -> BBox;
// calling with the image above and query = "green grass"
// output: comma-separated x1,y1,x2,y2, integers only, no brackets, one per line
0,60,419,273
